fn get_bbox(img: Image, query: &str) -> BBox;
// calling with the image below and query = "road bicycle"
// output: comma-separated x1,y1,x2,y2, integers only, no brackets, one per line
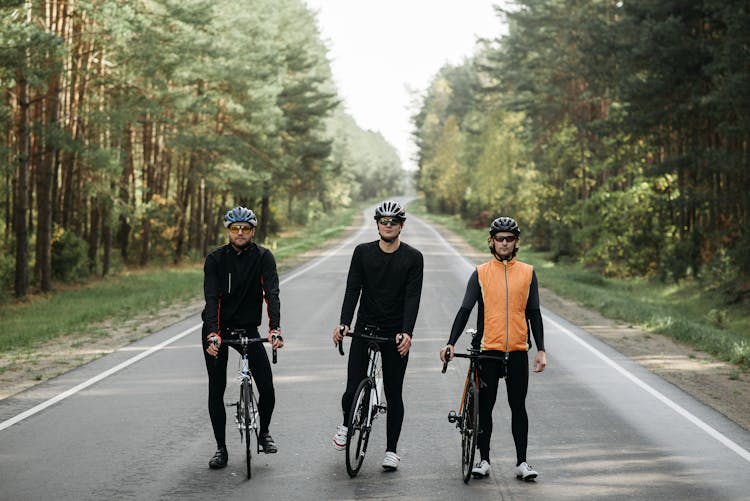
213,330,277,479
442,328,504,483
337,326,393,477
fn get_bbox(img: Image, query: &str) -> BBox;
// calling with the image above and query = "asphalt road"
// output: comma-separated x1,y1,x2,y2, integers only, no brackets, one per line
1,206,749,500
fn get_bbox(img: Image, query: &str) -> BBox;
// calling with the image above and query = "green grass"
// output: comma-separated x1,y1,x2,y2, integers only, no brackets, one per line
0,206,360,354
411,201,750,370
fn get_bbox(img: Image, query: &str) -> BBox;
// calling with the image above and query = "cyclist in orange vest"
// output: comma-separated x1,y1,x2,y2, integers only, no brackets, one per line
440,216,546,481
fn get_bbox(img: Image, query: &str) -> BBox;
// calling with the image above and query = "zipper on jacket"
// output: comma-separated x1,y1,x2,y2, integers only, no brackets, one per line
503,260,511,377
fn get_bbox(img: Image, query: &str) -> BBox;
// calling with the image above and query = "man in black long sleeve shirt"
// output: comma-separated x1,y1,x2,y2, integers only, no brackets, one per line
332,200,424,471
201,207,284,469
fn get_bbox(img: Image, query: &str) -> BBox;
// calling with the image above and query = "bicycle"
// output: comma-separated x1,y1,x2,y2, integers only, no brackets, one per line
211,330,277,480
442,328,504,483
336,325,395,477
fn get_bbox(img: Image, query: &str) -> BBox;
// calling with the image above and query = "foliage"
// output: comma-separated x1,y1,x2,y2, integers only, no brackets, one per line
412,0,749,290
0,0,404,297
51,231,89,282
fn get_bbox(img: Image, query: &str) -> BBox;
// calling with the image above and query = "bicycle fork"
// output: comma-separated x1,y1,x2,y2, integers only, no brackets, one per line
226,358,259,443
369,349,387,418
448,370,476,428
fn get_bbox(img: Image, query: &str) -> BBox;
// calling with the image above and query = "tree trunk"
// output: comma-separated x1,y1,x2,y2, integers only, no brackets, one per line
117,123,134,262
14,67,30,298
37,73,61,292
88,196,101,274
102,186,113,276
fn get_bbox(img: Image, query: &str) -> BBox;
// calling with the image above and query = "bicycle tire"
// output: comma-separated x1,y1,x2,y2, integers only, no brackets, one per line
241,381,253,479
345,378,373,477
461,379,478,483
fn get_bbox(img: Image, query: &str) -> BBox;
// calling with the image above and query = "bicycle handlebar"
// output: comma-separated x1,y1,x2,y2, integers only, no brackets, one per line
441,348,506,373
442,346,452,373
336,326,394,356
210,331,278,364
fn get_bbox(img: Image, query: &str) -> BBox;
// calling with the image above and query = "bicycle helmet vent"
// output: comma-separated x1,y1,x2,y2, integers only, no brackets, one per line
373,200,406,221
223,206,258,228
489,216,520,237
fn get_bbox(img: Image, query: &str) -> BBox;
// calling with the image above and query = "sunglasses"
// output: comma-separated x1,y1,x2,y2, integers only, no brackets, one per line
228,224,253,234
492,234,517,243
378,218,402,227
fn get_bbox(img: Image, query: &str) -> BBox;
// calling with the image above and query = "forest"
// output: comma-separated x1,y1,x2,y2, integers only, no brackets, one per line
1,0,404,299
3,0,748,305
413,0,749,297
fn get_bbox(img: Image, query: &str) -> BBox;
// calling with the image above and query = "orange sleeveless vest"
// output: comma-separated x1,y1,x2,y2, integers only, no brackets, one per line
476,257,533,352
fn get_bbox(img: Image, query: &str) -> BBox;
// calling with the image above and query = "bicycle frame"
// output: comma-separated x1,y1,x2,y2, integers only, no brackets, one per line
443,328,506,483
215,330,277,479
338,326,392,477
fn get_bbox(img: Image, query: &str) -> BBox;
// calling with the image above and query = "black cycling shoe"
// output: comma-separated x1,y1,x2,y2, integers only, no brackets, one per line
259,433,278,454
208,446,228,469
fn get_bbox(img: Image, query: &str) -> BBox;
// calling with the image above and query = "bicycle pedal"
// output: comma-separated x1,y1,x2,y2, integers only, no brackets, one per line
378,405,387,414
447,410,458,423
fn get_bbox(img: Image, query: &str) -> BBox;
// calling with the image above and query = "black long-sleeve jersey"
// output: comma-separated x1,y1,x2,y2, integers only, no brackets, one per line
201,242,280,334
340,240,424,336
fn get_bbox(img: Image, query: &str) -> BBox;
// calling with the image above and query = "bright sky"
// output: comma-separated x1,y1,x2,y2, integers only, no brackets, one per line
304,1,506,171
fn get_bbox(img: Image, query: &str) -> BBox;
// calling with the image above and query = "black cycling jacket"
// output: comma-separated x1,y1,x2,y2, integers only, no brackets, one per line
202,242,280,334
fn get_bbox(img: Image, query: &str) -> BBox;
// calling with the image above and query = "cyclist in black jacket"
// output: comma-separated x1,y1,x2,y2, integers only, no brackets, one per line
332,200,424,471
202,207,284,469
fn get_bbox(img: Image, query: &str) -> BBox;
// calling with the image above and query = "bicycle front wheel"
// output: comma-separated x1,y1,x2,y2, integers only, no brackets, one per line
461,379,478,483
345,378,373,477
241,381,254,479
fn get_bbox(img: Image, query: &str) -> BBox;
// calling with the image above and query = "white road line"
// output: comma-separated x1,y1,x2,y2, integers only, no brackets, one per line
546,314,750,463
0,324,201,432
0,218,369,432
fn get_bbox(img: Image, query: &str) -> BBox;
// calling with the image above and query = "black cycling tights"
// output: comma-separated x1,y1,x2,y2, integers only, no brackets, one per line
476,350,529,466
341,336,409,453
202,326,275,449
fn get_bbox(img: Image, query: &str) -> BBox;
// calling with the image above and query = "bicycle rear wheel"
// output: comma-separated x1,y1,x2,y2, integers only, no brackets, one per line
461,379,478,483
345,378,373,477
241,381,254,479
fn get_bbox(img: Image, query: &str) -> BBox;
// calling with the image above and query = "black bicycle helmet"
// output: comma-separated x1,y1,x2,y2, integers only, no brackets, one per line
223,206,258,228
373,200,406,221
489,216,520,237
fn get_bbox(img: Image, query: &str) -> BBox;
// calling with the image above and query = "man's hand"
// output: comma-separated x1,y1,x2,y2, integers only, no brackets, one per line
333,324,348,346
396,333,412,356
439,344,454,363
206,333,221,357
269,330,284,349
533,350,547,373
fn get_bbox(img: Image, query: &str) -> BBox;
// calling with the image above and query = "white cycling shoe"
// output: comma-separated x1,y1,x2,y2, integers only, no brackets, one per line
382,451,400,471
516,461,538,480
332,425,348,451
472,460,491,478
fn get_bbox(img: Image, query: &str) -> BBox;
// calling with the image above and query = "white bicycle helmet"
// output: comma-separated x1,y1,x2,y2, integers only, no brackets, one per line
373,200,406,221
